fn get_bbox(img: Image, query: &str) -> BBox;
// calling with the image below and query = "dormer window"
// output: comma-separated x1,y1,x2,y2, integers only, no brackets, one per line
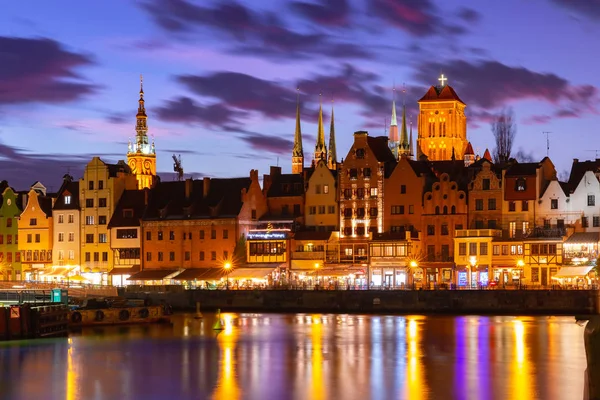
515,178,526,192
123,209,134,218
64,195,71,205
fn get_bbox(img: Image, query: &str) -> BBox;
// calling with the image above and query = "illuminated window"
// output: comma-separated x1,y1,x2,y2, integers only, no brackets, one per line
323,185,329,194
64,195,71,205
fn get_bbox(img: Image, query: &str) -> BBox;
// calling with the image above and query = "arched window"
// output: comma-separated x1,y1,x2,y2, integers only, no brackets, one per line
435,206,440,215
443,206,448,215
451,206,456,214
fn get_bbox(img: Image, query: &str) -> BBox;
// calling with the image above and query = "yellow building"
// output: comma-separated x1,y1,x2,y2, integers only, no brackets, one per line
80,157,137,284
491,238,524,286
18,187,54,280
523,238,563,287
127,76,157,190
304,159,338,231
417,75,467,161
454,229,500,288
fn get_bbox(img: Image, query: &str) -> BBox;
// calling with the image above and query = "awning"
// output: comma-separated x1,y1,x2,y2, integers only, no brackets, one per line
172,268,226,281
109,266,139,275
565,232,600,244
127,269,180,280
228,268,275,279
553,266,594,278
292,260,323,270
309,268,366,277
43,267,72,277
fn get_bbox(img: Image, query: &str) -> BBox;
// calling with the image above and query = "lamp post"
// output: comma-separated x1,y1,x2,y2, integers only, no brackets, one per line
224,262,232,290
516,259,524,289
410,260,418,289
469,256,477,289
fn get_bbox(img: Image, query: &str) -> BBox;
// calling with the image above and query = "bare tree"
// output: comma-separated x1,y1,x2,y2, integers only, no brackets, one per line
514,148,535,163
492,108,516,164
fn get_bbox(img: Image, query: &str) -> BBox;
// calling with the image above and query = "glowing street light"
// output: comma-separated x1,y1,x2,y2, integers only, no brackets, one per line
224,262,232,290
516,259,524,289
314,263,320,288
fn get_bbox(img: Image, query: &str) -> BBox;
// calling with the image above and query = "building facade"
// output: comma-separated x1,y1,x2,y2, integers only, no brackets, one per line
0,185,22,280
52,175,81,275
80,157,137,283
304,159,338,231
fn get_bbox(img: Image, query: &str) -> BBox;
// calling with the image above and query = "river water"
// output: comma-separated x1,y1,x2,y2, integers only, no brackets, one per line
0,314,587,400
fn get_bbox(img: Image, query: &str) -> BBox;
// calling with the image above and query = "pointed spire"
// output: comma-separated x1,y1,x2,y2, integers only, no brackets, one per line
328,99,337,169
132,74,150,154
389,87,399,143
314,93,327,162
409,117,414,159
292,87,304,174
483,148,492,162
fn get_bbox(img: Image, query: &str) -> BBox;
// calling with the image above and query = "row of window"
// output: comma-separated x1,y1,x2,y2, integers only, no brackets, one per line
313,184,330,195
85,216,107,225
21,249,52,262
145,250,229,262
84,252,109,262
84,198,107,208
343,207,378,218
342,226,371,236
57,214,75,224
508,201,529,212
342,188,379,200
57,250,76,260
85,234,107,244
0,234,15,245
87,180,105,191
249,242,286,256
474,198,497,211
458,242,489,256
145,229,229,241
0,251,19,263
308,206,336,215
390,205,415,215
427,224,450,236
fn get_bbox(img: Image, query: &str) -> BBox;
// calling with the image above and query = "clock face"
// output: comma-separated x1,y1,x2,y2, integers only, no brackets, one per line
6,199,11,206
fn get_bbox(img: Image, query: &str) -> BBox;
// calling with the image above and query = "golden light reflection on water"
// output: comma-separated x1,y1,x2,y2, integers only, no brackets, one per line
310,315,325,400
512,319,532,400
212,313,240,400
66,338,76,400
406,317,424,400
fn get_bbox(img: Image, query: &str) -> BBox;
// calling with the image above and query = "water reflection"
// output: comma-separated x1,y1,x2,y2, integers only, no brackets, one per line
0,314,587,400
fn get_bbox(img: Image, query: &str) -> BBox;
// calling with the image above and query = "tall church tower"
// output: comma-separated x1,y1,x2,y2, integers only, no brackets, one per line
398,101,410,158
417,74,467,161
127,75,157,189
314,95,327,163
292,89,304,174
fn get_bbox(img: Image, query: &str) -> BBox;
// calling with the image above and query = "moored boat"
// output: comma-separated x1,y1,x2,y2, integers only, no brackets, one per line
68,297,171,327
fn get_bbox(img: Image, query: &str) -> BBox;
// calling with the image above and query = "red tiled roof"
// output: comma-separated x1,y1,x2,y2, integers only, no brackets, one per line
418,85,465,104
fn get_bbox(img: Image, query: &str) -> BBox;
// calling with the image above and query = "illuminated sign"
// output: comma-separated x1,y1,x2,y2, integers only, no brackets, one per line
247,232,288,240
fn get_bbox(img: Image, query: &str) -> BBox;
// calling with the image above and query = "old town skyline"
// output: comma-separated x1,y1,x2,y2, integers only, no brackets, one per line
2,0,600,190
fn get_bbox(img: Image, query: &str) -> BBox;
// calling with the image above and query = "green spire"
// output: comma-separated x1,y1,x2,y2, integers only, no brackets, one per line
328,101,337,167
293,89,303,157
314,94,327,162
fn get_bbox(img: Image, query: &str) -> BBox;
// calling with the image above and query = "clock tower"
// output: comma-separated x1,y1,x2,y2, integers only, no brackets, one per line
127,75,157,189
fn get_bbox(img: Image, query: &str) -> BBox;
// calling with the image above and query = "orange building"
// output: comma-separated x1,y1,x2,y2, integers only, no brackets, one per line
384,156,430,236
18,186,55,280
421,164,469,286
135,170,267,283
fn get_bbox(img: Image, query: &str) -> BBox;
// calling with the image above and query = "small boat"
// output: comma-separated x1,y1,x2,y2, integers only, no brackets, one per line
68,297,171,327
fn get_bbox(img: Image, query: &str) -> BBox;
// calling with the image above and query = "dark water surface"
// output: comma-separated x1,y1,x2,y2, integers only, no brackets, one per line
0,314,587,400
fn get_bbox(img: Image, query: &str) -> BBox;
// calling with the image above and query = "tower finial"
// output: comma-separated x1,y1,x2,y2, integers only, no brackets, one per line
292,86,304,174
140,74,144,96
315,92,326,163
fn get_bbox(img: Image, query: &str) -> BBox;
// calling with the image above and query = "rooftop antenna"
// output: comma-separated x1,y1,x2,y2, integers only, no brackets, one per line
585,150,600,158
542,131,551,157
277,156,279,167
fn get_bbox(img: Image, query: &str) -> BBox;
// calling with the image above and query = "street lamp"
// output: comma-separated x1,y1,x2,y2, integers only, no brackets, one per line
516,259,525,289
409,260,418,289
314,263,320,289
224,262,232,290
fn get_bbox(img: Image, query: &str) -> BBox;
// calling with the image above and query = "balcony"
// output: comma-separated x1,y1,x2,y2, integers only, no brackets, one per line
455,229,502,238
292,251,325,260
525,227,566,239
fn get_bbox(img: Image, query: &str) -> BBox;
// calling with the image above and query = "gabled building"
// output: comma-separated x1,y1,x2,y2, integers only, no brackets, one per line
18,186,54,281
304,159,338,232
501,158,556,238
468,158,503,229
137,170,267,283
384,157,430,236
421,162,469,285
567,159,600,232
537,179,572,232
52,174,81,276
0,183,23,280
108,189,147,286
80,157,138,284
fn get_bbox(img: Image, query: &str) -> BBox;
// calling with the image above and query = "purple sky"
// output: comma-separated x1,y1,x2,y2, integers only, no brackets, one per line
1,0,599,191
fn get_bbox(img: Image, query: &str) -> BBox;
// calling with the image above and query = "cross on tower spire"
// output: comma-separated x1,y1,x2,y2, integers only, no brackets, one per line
438,74,448,87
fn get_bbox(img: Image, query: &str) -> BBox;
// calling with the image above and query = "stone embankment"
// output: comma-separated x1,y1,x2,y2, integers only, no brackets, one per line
123,289,600,315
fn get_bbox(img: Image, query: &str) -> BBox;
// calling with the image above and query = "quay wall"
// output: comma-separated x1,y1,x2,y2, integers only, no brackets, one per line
123,289,600,315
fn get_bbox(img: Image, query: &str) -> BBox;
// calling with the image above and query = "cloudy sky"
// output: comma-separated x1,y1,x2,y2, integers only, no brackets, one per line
1,0,599,190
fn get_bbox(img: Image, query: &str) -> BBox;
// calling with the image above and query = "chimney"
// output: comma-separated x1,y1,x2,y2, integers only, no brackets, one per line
249,169,258,182
270,166,281,177
203,177,210,199
185,178,193,199
574,158,579,163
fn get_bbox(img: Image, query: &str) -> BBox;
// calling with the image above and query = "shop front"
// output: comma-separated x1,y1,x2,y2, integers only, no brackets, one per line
456,265,489,288
369,264,409,288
